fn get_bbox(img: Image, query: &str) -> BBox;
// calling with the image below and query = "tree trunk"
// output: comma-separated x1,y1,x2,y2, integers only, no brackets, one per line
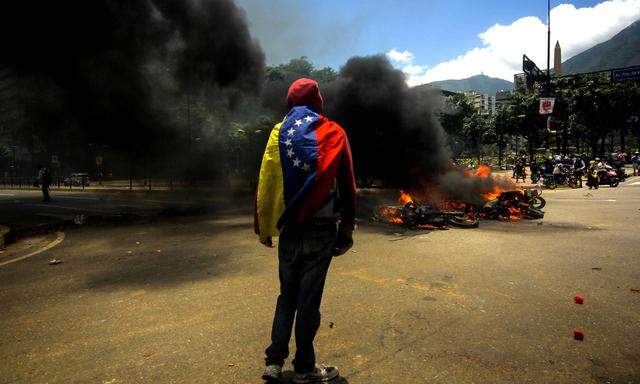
498,134,504,168
590,136,598,157
619,126,626,152
610,131,615,153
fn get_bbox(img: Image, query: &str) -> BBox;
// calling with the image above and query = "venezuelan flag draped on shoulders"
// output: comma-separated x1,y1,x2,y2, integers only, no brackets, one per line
255,79,356,242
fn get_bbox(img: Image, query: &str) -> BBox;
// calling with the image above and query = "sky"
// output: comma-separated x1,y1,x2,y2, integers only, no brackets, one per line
236,0,640,85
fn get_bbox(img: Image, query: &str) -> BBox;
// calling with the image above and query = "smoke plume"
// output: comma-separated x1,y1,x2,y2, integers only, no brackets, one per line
0,0,265,175
323,55,451,187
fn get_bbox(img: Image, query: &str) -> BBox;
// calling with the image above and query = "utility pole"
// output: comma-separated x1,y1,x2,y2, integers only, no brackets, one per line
546,0,551,87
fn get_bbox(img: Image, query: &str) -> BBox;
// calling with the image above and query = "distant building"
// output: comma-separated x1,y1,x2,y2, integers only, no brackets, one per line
464,91,495,115
554,41,562,76
495,91,515,110
513,73,527,92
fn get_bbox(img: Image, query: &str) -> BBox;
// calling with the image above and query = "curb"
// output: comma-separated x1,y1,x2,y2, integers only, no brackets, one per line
0,225,10,251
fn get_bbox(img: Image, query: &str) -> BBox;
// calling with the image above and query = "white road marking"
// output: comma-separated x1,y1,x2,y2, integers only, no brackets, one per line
0,193,16,196
0,231,65,267
631,181,640,186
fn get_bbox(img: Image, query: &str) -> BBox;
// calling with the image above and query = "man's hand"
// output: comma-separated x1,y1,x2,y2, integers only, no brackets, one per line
260,236,275,248
333,226,353,256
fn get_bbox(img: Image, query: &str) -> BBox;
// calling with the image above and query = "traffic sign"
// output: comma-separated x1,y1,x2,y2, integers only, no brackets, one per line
539,98,555,115
612,65,640,82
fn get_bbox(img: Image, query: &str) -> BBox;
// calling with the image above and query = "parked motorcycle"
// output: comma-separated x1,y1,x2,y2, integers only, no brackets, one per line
542,171,579,189
598,169,620,188
614,167,627,182
524,187,546,209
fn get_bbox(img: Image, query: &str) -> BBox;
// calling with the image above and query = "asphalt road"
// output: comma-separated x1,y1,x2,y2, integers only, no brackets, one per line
0,189,251,231
1,178,639,383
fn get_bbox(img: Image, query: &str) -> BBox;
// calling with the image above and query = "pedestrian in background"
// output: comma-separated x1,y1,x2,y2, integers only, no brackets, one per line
255,78,356,384
515,158,526,183
37,165,52,202
632,152,639,176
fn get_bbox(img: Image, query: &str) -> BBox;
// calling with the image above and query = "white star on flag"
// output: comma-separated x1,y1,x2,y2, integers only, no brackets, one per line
293,158,301,167
302,163,310,171
287,148,294,158
287,128,296,136
294,119,303,127
284,139,292,146
304,116,313,123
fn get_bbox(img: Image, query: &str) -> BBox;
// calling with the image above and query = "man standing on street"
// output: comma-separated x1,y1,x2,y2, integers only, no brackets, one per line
37,165,52,202
255,78,357,383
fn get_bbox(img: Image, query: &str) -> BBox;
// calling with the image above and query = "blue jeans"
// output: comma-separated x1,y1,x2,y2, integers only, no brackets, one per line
265,223,337,373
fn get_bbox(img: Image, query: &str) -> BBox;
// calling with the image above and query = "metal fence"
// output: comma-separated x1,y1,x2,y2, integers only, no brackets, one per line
1,176,254,192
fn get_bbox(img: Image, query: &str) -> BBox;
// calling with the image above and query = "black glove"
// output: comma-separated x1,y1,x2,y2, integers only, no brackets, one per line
333,225,353,256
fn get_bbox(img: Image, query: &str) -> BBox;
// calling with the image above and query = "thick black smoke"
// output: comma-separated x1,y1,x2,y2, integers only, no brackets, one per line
273,55,509,205
0,0,264,175
323,55,450,187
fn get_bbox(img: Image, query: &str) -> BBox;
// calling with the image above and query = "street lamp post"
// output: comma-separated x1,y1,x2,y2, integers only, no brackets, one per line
547,0,551,81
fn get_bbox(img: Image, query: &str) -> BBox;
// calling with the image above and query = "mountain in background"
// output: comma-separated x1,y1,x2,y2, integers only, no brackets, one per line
563,19,640,74
427,74,513,95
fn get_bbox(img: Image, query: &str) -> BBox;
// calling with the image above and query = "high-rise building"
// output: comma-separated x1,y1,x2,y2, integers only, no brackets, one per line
554,41,562,76
464,91,496,115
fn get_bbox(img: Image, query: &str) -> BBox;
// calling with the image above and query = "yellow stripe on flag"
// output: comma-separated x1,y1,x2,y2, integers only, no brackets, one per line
256,122,285,241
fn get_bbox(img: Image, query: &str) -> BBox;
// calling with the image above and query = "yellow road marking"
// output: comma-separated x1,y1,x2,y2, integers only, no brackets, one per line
0,231,66,267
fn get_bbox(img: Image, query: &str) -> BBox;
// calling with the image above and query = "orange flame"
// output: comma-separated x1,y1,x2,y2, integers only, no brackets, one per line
398,190,413,205
474,165,491,178
377,206,403,224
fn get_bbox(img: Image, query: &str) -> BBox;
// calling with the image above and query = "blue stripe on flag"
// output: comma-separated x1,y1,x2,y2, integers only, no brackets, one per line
279,106,320,206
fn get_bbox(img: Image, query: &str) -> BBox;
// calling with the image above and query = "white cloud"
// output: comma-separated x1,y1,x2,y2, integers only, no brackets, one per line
403,64,430,75
386,48,414,64
397,0,640,86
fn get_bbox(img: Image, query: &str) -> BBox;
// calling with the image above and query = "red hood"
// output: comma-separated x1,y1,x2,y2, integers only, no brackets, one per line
286,78,324,113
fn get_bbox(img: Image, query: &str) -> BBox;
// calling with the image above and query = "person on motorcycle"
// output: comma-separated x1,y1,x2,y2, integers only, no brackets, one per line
553,162,567,185
586,160,599,189
544,156,554,176
572,155,585,187
529,159,540,184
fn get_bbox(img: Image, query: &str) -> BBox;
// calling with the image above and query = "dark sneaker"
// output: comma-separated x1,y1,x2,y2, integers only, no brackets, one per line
262,365,282,383
293,364,339,383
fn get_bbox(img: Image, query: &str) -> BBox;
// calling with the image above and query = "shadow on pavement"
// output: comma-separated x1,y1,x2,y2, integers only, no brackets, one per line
79,215,259,290
278,371,350,383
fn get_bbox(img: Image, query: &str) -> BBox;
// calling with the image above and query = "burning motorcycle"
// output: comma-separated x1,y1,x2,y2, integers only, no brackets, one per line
375,201,480,229
481,190,544,220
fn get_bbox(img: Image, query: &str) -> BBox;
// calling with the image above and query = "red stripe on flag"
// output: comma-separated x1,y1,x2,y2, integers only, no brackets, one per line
296,118,346,221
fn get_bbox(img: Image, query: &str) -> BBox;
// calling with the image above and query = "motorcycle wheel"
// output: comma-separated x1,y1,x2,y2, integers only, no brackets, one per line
447,214,479,229
569,178,580,189
526,207,545,220
545,179,557,190
609,179,619,188
531,196,546,210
